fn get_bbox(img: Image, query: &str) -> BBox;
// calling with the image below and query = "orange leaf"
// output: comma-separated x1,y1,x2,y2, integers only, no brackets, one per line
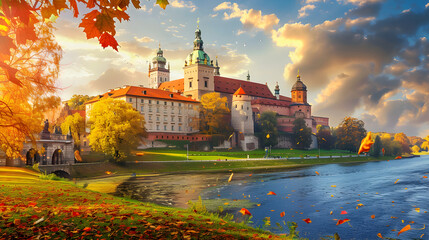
340,210,347,215
83,227,91,232
95,13,116,35
87,0,95,8
336,219,350,225
79,10,101,39
423,176,427,178
68,0,79,17
13,219,21,225
249,174,252,177
155,225,162,231
228,173,233,183
267,191,276,195
330,211,333,215
377,233,383,238
302,218,311,224
239,208,251,216
371,215,375,219
315,171,319,175
395,156,402,159
394,179,399,184
280,212,285,217
397,224,411,235
156,0,169,9
99,32,119,51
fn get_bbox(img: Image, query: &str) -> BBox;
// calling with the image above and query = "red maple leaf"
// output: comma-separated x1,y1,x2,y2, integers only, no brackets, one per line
99,32,119,51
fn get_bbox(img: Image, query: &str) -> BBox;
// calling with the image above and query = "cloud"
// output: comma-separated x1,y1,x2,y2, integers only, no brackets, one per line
139,4,153,13
134,36,154,43
347,2,382,17
345,16,375,28
426,3,429,8
214,2,279,32
402,9,411,14
170,0,197,12
298,4,316,18
340,0,385,6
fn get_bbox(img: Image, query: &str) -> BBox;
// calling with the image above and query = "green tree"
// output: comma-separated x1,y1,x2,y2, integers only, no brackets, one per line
255,112,278,147
292,118,312,150
370,135,382,157
316,125,334,150
88,98,146,161
394,133,411,154
61,113,85,150
335,117,367,152
199,92,233,138
68,94,91,110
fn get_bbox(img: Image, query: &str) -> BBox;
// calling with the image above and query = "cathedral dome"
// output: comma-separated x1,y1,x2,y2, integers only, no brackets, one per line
186,50,211,65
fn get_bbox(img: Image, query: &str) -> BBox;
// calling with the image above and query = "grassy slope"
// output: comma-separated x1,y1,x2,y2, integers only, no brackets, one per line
0,167,286,239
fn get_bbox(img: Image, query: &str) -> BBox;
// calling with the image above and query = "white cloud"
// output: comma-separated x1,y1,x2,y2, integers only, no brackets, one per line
426,3,429,8
298,4,316,18
214,2,279,32
340,0,384,6
170,0,197,12
134,36,154,43
345,16,375,27
401,9,411,14
210,13,219,18
139,4,153,13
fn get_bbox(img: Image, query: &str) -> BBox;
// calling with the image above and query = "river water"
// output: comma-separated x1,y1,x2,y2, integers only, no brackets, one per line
115,156,429,239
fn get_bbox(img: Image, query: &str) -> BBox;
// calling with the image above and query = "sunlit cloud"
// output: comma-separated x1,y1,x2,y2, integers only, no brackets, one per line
298,4,316,18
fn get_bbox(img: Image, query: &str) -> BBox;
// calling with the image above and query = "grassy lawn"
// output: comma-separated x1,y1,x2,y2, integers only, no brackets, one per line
81,148,352,163
0,167,288,239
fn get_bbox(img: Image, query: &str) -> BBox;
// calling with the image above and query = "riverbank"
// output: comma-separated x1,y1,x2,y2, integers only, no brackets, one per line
0,167,285,239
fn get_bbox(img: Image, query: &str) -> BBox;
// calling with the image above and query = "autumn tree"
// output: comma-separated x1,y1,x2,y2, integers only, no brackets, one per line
88,98,146,161
255,111,278,147
421,141,429,152
394,133,411,154
411,145,420,153
68,94,90,110
369,135,382,158
199,92,233,139
61,113,85,150
0,0,168,159
335,117,367,152
316,125,334,150
292,118,312,150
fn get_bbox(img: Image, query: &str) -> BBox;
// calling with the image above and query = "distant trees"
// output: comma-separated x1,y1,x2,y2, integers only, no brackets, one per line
370,135,382,157
380,133,402,156
394,133,411,154
335,117,367,152
421,141,429,152
88,98,146,161
199,93,233,139
61,113,85,150
411,145,420,153
255,112,279,147
292,118,312,149
316,125,334,150
68,95,91,110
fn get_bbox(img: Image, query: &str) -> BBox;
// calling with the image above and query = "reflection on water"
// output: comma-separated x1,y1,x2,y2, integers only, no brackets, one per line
114,156,429,239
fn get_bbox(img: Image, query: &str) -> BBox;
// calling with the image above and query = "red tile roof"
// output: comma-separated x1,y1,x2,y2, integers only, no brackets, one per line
233,86,247,95
159,78,184,93
214,76,275,99
86,85,199,104
251,97,291,107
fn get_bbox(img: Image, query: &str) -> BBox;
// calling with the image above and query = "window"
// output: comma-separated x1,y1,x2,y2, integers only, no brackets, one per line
141,99,144,103
149,106,152,112
235,104,237,109
171,116,174,121
149,115,152,120
171,102,174,106
164,116,167,121
129,98,132,102
164,125,167,130
141,106,144,112
189,81,192,88
156,107,159,113
179,117,182,122
190,127,193,131
156,116,160,121
164,102,167,106
149,100,152,104
179,103,182,107
204,80,208,87
157,101,159,104
84,141,86,147
179,109,181,114
241,105,243,109
156,125,159,130
171,126,174,131
179,126,182,131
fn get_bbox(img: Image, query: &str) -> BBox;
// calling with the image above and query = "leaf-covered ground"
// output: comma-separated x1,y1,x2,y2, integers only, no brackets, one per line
0,167,286,239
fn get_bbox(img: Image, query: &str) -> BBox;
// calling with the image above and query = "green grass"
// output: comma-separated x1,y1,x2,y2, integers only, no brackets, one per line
0,167,288,239
81,149,352,163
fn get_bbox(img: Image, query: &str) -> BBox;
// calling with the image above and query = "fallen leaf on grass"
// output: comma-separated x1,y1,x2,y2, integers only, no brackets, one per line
83,227,91,232
33,217,45,225
239,208,251,216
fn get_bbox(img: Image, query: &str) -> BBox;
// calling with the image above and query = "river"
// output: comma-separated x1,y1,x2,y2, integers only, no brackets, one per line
115,156,429,239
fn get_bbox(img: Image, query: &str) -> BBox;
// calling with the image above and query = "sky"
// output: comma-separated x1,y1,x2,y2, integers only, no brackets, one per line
53,0,429,138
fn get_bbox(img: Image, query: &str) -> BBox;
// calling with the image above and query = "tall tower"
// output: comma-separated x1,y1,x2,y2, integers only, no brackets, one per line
149,45,170,89
231,87,254,134
290,70,311,119
183,23,216,100
214,56,220,76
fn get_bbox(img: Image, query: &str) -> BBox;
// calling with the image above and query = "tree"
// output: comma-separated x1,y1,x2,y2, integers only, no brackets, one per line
394,133,411,154
0,19,62,159
88,98,146,161
61,113,85,150
335,117,367,152
370,135,382,157
199,92,233,138
316,125,334,150
411,145,420,153
292,118,312,150
0,0,168,158
68,94,90,110
421,141,429,152
255,112,278,147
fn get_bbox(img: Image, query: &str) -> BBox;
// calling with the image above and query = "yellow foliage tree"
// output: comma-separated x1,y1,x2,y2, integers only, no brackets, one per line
411,145,420,153
0,21,61,160
421,141,429,151
88,98,146,161
61,113,85,150
199,92,233,138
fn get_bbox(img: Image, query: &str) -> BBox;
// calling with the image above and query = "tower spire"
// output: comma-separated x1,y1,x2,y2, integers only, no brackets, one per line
247,71,250,81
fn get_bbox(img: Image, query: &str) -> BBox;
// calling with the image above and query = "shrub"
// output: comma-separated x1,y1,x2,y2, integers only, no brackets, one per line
39,172,65,181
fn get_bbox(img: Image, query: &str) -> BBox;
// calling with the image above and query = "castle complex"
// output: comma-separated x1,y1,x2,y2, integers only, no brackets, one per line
86,26,329,151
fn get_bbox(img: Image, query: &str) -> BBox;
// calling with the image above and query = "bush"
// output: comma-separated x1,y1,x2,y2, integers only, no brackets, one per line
32,163,40,172
39,172,65,181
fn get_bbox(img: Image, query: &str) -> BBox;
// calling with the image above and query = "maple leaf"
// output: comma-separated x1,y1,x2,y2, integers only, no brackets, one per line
336,219,350,225
99,32,119,51
15,26,38,45
41,5,58,19
0,36,15,57
87,0,95,8
156,0,169,9
95,13,116,35
68,0,79,18
131,0,141,9
53,0,69,12
0,62,21,86
79,10,101,39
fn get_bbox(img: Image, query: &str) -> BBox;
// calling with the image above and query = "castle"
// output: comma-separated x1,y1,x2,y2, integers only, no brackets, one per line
85,26,329,151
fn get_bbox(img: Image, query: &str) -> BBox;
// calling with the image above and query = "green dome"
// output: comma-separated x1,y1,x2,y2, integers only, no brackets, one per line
186,49,211,65
152,55,166,63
